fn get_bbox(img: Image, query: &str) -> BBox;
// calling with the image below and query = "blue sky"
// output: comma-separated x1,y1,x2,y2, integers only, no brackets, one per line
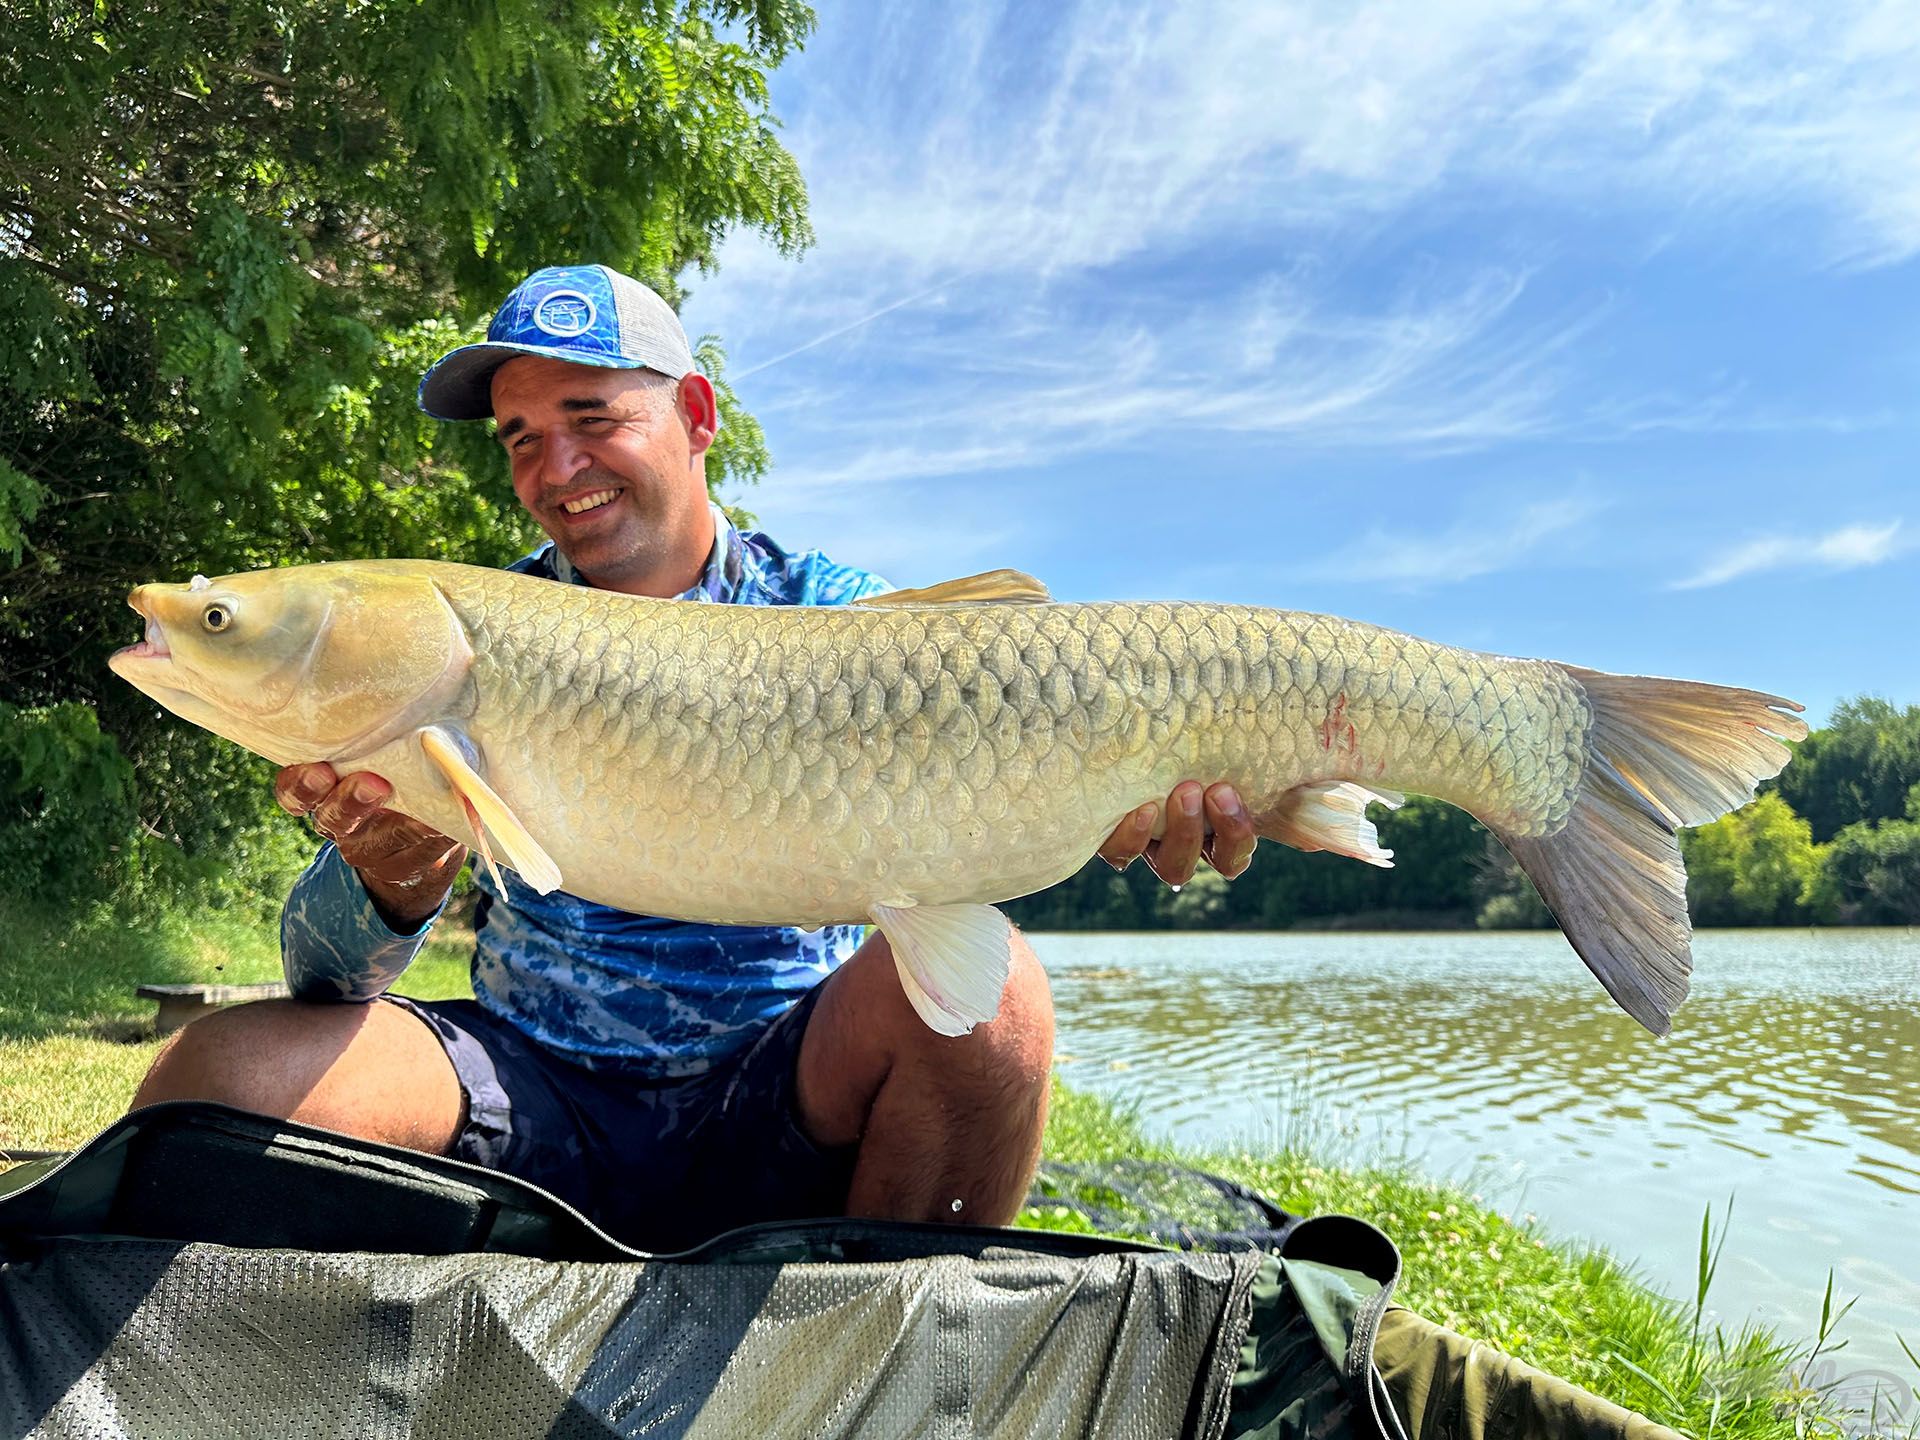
681,2,1919,725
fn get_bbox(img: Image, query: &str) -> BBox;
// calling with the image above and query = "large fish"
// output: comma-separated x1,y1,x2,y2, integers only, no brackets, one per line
110,561,1805,1037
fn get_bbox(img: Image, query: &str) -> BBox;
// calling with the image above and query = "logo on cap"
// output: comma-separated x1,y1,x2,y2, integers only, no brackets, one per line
531,290,597,338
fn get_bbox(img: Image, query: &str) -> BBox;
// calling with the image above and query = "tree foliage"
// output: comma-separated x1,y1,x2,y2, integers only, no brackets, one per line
0,0,813,896
1770,696,1920,843
1808,784,1920,925
1680,792,1821,926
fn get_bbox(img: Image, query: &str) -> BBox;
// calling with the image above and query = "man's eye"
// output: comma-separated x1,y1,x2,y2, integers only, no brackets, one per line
511,433,538,452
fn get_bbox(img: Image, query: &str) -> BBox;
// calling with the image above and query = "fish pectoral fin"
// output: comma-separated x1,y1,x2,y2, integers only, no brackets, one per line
870,898,1015,1036
1254,781,1404,868
851,569,1052,607
418,725,564,896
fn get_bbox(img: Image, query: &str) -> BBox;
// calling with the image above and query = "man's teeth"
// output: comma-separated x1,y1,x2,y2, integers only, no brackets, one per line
562,489,618,515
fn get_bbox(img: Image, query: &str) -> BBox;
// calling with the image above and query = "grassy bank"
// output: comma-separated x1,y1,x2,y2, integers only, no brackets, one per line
0,893,474,1151
1,896,1901,1436
1033,1085,1889,1438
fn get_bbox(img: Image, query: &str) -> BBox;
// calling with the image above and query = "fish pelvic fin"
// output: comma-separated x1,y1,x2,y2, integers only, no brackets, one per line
851,569,1052,607
1496,669,1807,1036
419,724,564,896
870,898,1015,1037
1255,781,1405,867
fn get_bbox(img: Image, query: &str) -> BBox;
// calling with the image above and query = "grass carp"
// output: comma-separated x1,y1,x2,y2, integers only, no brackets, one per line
109,561,1806,1038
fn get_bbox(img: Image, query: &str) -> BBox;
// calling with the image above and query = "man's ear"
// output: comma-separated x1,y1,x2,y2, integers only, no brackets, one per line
675,373,718,457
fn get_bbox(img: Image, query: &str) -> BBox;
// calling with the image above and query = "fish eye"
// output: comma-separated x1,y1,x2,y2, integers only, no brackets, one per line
202,603,233,633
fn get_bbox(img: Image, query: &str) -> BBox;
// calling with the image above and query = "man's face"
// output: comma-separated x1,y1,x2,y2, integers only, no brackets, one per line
490,355,714,595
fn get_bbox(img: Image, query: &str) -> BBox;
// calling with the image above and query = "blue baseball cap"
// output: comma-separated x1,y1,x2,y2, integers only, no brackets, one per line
418,264,698,421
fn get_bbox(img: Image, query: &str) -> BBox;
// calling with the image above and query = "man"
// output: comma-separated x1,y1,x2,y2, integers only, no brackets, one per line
134,264,1258,1250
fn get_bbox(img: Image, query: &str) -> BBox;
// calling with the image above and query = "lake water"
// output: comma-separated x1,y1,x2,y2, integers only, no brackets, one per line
1033,927,1920,1380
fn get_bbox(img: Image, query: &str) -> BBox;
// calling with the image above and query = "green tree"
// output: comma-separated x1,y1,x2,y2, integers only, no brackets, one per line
1679,792,1821,925
1809,784,1920,925
1,0,813,898
1771,696,1920,842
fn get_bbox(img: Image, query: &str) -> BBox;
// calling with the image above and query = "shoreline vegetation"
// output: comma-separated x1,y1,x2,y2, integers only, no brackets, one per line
3,896,1911,1437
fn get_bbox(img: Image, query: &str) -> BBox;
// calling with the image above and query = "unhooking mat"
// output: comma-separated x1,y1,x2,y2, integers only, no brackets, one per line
0,1102,1681,1440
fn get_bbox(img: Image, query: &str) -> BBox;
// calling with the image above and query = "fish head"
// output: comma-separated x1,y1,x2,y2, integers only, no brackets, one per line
109,562,473,765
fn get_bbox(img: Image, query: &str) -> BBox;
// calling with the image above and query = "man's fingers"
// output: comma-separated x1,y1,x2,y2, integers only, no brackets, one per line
310,771,393,842
360,835,468,888
1097,803,1159,870
274,762,338,817
1145,782,1207,886
1202,783,1257,880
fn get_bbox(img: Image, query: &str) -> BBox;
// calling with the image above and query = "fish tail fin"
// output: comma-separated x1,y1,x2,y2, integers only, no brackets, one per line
1493,668,1807,1036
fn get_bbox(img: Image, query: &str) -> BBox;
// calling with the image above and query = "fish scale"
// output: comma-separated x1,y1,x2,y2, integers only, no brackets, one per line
113,558,1805,1036
421,566,1590,925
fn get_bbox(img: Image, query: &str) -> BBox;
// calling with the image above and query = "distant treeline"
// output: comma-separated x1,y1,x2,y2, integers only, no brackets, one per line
1002,697,1920,932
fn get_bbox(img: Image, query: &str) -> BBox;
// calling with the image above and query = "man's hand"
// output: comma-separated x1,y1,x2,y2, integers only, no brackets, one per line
1097,781,1257,885
275,763,468,932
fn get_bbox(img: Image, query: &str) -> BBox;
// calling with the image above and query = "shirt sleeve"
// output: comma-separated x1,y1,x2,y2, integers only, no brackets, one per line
279,842,445,1001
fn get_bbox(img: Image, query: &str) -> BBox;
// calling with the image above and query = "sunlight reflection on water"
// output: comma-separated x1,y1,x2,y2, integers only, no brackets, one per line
1035,927,1920,1374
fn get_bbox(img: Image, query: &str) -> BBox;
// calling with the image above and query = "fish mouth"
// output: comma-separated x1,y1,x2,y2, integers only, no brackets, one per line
107,591,201,715
116,615,172,663
109,591,173,672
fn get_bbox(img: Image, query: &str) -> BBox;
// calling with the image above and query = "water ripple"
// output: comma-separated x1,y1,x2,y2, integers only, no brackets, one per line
1035,927,1920,1378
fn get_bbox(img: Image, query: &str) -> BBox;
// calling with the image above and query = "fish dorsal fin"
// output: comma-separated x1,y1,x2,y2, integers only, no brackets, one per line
851,568,1052,607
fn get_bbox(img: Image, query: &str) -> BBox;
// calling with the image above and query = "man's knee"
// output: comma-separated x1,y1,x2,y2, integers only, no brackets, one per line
799,926,1054,1148
132,997,461,1153
949,937,1054,1094
137,999,355,1113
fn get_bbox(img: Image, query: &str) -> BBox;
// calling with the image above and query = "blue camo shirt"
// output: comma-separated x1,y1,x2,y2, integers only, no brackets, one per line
279,504,893,1077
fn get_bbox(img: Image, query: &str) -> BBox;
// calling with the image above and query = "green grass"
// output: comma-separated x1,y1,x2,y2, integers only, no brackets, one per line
0,893,474,1152
2,896,1910,1437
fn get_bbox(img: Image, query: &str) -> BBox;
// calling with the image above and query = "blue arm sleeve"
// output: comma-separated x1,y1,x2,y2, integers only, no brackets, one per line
280,843,445,1001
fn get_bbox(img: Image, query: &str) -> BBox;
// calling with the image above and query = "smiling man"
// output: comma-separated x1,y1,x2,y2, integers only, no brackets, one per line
132,264,1258,1250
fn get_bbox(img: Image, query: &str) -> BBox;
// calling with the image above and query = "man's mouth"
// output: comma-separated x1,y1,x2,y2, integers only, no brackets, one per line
559,488,620,518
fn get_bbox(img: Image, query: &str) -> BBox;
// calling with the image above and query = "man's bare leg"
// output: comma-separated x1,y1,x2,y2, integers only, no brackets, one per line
796,927,1054,1226
130,998,465,1155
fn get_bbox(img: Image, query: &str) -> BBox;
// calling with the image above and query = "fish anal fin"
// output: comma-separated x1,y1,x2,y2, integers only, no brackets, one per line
1255,781,1404,868
870,898,1014,1036
418,725,564,895
851,569,1052,607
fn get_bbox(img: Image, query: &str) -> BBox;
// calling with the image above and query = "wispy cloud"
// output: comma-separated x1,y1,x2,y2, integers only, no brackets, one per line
711,0,1920,317
686,0,1912,508
1672,520,1908,590
757,269,1587,505
1301,497,1605,588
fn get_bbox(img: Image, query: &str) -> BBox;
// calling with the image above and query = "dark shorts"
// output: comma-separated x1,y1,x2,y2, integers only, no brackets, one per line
381,985,856,1254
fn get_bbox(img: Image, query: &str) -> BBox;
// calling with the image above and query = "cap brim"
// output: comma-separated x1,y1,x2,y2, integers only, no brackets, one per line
416,342,658,421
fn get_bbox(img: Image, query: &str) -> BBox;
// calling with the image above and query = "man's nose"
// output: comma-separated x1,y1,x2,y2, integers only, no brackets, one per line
541,430,593,487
